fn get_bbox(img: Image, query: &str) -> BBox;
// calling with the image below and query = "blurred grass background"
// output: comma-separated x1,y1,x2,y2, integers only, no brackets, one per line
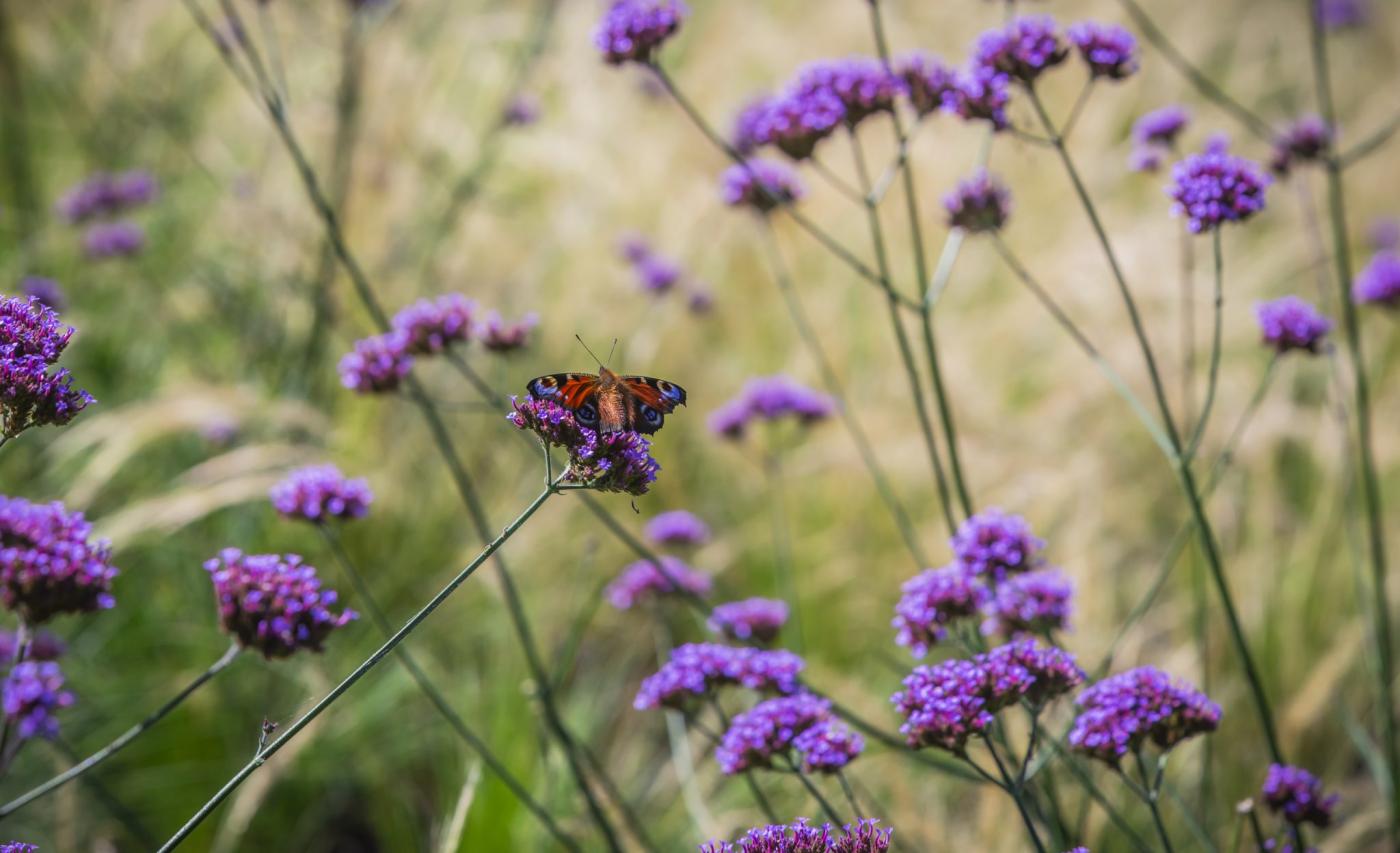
1,0,1398,849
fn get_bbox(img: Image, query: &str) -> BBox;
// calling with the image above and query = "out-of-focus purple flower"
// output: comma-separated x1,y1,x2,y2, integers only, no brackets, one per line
752,84,845,161
972,16,1068,84
982,638,1085,707
19,278,64,313
1255,296,1332,354
1,297,73,363
635,253,682,294
646,510,710,547
709,375,836,440
204,548,356,660
793,57,901,130
56,170,159,224
721,159,806,214
0,629,65,664
1128,146,1165,173
944,170,1011,233
1067,21,1138,81
338,332,413,394
982,569,1073,637
502,93,541,127
793,718,864,772
1262,764,1338,827
82,222,145,260
606,555,710,609
0,356,93,438
892,566,987,657
732,95,775,156
897,52,957,118
947,69,1010,131
634,642,803,709
477,311,538,352
1354,251,1400,308
1068,666,1221,765
270,464,373,524
702,819,893,853
1168,152,1270,233
709,598,789,644
687,286,715,314
1269,116,1333,176
891,658,994,753
617,231,652,264
715,693,832,774
952,508,1045,582
2,661,73,740
1316,0,1370,30
509,397,662,494
0,496,116,624
1133,105,1189,148
1203,132,1231,155
0,842,38,853
594,0,687,65
1368,217,1400,251
391,294,476,355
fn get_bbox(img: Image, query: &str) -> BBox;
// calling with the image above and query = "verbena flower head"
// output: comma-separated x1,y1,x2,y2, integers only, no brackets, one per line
83,221,145,259
606,554,709,608
617,231,653,264
944,170,1012,233
793,57,901,129
1269,116,1333,176
752,83,845,161
338,332,413,393
270,465,373,524
897,52,958,118
972,16,1068,84
703,819,893,853
709,375,836,440
891,658,994,753
1068,666,1222,764
981,638,1085,707
502,93,541,127
982,568,1073,637
0,842,37,853
509,396,661,494
634,642,803,709
391,294,476,355
715,693,833,774
1316,0,1370,30
1353,251,1400,308
721,160,806,214
477,311,538,352
1134,105,1190,147
635,253,682,294
0,496,117,624
1168,152,1271,233
1262,764,1338,827
56,170,159,223
594,0,687,65
947,69,1010,130
204,548,356,660
892,565,987,656
1,297,73,363
19,277,64,313
0,357,93,438
0,629,65,663
1255,296,1332,354
952,508,1045,582
646,509,711,547
1067,21,1138,80
2,661,73,740
732,95,776,156
1128,146,1165,174
794,718,864,772
709,598,789,644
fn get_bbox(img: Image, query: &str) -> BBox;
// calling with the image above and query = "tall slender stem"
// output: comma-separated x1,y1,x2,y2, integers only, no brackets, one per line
1184,230,1224,463
764,446,803,653
1178,218,1197,427
784,756,844,825
985,738,1048,853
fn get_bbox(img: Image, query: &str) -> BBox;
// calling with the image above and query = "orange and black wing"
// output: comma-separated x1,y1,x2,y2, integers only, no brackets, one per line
618,376,687,434
526,373,603,429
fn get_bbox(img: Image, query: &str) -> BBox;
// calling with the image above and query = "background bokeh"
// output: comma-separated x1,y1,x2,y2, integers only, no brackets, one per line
1,0,1398,849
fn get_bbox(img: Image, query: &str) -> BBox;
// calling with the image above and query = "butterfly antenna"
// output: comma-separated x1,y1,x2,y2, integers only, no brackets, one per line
574,334,606,368
606,338,618,368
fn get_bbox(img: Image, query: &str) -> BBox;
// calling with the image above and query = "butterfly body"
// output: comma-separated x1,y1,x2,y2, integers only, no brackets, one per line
526,367,686,434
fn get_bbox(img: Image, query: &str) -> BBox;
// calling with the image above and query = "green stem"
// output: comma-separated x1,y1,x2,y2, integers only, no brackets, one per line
784,756,844,825
985,738,1048,853
764,447,803,653
1184,230,1224,463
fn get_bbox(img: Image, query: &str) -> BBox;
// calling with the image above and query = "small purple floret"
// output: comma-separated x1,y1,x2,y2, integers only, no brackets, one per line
338,332,413,393
721,160,806,214
1068,666,1221,765
892,566,987,657
204,548,356,660
2,661,73,741
982,568,1073,637
0,496,117,624
1133,105,1190,148
1067,21,1138,81
972,16,1068,84
709,598,789,644
715,693,835,774
270,464,374,524
510,397,661,494
477,311,538,352
1354,251,1400,308
952,508,1045,582
391,294,476,355
646,510,711,547
1262,763,1338,827
83,221,145,259
709,375,835,440
594,0,687,66
1255,296,1332,354
1168,152,1271,233
897,52,957,118
606,555,710,609
943,170,1011,233
634,642,803,709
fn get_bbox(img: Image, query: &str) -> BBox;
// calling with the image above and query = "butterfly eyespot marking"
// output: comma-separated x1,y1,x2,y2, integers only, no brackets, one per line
576,401,600,427
640,405,663,426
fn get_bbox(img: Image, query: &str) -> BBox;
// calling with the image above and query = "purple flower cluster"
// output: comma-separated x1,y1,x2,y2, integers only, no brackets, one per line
0,629,65,663
0,303,93,433
1255,296,1332,355
892,566,987,656
646,510,710,547
944,170,1012,233
716,693,860,774
952,508,1045,582
946,70,1010,131
19,277,64,312
1262,764,1338,827
616,236,685,295
2,661,73,741
634,642,803,709
1352,251,1400,308
56,170,159,224
1068,666,1221,764
339,332,413,393
1067,21,1138,81
1,297,74,364
594,0,687,65
796,58,902,128
0,496,117,624
731,96,775,156
721,160,806,215
606,555,710,609
477,311,538,352
982,568,1073,637
0,842,37,853
896,52,958,118
204,549,356,660
1269,116,1333,176
972,16,1068,84
793,718,864,772
82,221,146,260
734,56,899,161
270,465,373,524
1134,105,1190,147
702,819,893,853
509,397,661,494
709,375,835,439
391,294,476,355
1316,0,1370,30
709,598,789,644
1168,152,1271,233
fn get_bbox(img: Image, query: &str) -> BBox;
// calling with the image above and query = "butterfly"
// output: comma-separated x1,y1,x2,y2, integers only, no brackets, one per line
526,367,687,435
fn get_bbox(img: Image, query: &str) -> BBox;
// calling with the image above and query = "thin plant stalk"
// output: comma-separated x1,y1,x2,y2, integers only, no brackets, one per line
1340,109,1400,168
157,476,565,852
783,756,843,825
982,739,1049,853
1184,230,1224,463
763,444,803,653
1179,216,1197,427
0,643,241,820
837,770,862,818
317,527,581,852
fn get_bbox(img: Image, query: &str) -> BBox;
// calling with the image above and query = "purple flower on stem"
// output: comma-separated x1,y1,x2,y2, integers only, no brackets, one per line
270,464,373,524
721,160,806,214
635,254,682,295
645,510,710,547
338,332,413,394
1068,666,1221,765
952,508,1045,582
794,57,901,129
19,278,64,313
752,86,845,161
1262,764,1338,827
617,231,652,264
204,548,356,660
0,357,92,438
1133,105,1189,148
947,69,1010,131
892,566,987,657
502,93,541,127
1269,116,1333,176
56,170,159,223
1,297,74,363
1315,0,1370,30
1255,296,1332,354
1067,21,1138,81
1168,152,1271,233
982,569,1073,637
594,0,687,65
731,95,775,156
709,598,789,644
477,311,538,352
891,658,995,753
793,718,864,772
972,16,1068,84
703,819,893,853
715,693,832,774
606,555,710,609
391,294,476,355
0,842,37,853
897,52,957,118
982,638,1085,707
82,221,145,259
708,375,835,440
2,661,73,741
634,642,803,709
944,170,1012,233
510,396,662,494
1353,251,1400,308
0,496,117,624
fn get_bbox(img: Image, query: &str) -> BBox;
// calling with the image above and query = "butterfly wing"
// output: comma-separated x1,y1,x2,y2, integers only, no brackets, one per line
618,376,687,434
526,373,603,429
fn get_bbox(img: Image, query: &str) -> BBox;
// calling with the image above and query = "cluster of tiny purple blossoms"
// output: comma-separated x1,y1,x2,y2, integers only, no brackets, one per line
646,509,710,547
1255,296,1333,355
943,170,1012,233
1269,115,1333,176
701,819,892,853
1353,250,1400,309
0,296,93,440
1128,104,1189,173
2,662,73,741
709,598,789,644
1168,150,1271,233
204,549,356,660
709,375,835,440
0,496,117,625
270,464,373,524
615,233,713,310
593,0,688,65
716,693,864,775
721,160,806,215
56,170,157,261
509,396,662,495
1262,763,1339,827
0,842,37,853
634,642,803,709
607,555,711,609
1066,666,1221,765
